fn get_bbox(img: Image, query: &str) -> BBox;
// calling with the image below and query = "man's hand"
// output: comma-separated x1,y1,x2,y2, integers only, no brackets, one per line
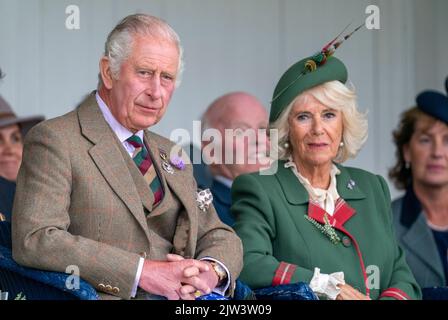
138,255,211,300
336,284,371,300
166,254,220,297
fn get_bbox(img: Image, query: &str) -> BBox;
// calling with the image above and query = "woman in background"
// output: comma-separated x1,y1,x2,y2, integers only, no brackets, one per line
390,78,448,289
0,94,43,221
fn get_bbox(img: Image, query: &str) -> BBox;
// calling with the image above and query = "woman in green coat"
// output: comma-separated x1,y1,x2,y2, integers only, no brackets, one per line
231,45,421,300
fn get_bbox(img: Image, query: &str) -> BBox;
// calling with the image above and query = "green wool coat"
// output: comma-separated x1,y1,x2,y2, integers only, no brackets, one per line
231,161,421,300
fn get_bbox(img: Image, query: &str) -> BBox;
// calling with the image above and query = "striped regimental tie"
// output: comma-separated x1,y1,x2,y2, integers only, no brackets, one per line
126,135,164,208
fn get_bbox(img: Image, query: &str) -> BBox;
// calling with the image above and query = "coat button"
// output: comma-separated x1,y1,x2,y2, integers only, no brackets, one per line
98,283,106,291
112,287,120,294
0,213,6,222
105,285,113,292
342,236,351,247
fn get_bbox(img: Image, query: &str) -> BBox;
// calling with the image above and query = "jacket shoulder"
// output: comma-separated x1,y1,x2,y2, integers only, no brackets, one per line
343,166,390,191
24,110,79,142
343,166,379,180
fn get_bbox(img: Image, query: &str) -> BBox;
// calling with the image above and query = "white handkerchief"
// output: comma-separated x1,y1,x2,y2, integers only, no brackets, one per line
309,267,345,300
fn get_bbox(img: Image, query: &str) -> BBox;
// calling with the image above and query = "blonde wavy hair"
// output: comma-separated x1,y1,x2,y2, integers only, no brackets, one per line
269,80,368,163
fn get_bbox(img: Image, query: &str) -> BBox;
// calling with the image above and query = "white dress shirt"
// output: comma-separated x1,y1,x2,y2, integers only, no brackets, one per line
284,156,341,215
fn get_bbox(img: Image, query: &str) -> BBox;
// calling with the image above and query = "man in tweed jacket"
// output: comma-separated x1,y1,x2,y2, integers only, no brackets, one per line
11,14,242,300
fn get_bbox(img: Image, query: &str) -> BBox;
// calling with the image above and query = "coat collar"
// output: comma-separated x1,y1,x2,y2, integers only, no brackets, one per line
143,131,198,257
401,212,445,282
308,199,356,229
78,93,108,145
142,131,176,217
77,94,152,243
399,188,446,282
400,185,422,228
276,160,366,205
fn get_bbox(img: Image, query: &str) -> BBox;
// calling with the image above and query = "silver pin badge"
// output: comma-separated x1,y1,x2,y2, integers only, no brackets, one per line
159,150,168,161
162,161,174,174
160,149,174,174
196,189,213,212
347,179,356,190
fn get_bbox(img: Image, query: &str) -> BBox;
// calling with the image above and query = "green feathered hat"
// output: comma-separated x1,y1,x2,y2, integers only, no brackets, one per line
269,23,363,123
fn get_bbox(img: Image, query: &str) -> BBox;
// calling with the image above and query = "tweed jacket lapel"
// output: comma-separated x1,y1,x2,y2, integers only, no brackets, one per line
144,131,197,256
77,94,150,242
117,139,155,214
142,131,176,217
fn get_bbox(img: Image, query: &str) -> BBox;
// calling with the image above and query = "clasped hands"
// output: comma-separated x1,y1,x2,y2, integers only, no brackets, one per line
138,253,220,300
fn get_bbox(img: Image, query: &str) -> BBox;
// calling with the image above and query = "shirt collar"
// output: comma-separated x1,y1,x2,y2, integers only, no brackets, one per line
285,156,341,214
95,91,144,143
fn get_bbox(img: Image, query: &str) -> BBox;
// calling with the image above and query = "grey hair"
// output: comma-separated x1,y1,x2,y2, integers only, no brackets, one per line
270,80,368,163
98,13,184,88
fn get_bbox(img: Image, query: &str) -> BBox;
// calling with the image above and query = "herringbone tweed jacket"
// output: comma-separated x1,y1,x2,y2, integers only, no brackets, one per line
12,93,242,299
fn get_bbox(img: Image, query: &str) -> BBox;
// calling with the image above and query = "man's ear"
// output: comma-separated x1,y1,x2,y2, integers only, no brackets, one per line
99,57,114,90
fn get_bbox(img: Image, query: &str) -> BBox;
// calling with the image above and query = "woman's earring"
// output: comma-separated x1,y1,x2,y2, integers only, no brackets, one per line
284,141,290,149
339,141,344,148
405,162,411,169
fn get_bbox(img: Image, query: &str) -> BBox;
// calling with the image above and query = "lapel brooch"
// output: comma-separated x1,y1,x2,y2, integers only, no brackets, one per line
304,213,341,245
159,149,185,174
170,155,186,171
196,189,213,212
347,179,356,190
159,149,174,174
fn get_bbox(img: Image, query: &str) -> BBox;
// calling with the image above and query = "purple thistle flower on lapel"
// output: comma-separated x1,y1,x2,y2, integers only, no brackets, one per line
170,156,185,170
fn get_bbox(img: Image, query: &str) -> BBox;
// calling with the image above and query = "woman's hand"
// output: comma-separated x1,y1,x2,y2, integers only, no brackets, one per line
336,284,371,300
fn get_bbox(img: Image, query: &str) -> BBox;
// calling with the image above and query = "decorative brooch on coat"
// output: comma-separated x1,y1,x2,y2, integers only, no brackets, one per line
304,213,341,245
271,22,364,103
196,189,213,212
159,149,186,174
